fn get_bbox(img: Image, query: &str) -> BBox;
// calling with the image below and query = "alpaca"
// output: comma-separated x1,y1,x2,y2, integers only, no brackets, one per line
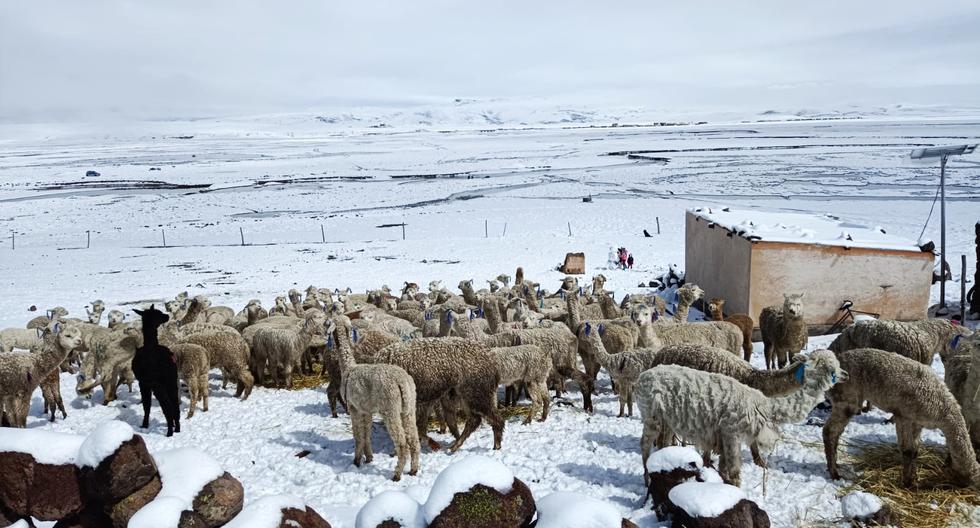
673,284,704,322
252,313,325,388
39,368,66,422
374,337,504,452
651,344,807,397
459,279,481,306
107,310,127,330
74,325,139,404
578,322,659,417
491,341,552,424
171,343,210,418
943,332,980,455
565,288,639,383
707,298,755,361
0,322,82,427
829,318,972,365
328,317,420,481
131,305,181,436
637,350,844,486
163,322,254,398
824,348,980,488
0,327,43,354
85,300,106,325
321,327,398,418
760,293,808,369
269,296,294,316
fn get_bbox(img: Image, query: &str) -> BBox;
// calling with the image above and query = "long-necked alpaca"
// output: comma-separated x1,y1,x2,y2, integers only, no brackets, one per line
133,305,181,436
707,298,755,361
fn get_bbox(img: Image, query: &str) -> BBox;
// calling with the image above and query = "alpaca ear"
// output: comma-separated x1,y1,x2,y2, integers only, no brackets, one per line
598,324,605,337
53,322,61,335
133,308,145,316
799,292,806,299
36,327,43,338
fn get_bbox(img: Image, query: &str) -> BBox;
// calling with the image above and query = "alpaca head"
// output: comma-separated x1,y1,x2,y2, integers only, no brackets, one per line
707,298,725,318
107,310,125,327
192,295,211,310
87,300,105,322
783,293,805,318
44,321,83,352
677,284,704,305
487,280,500,293
458,279,473,292
288,289,302,304
797,349,847,391
592,274,607,292
496,274,511,286
561,277,578,292
428,280,443,293
164,300,181,317
944,323,975,359
305,285,318,297
47,306,69,320
631,305,654,326
134,304,170,335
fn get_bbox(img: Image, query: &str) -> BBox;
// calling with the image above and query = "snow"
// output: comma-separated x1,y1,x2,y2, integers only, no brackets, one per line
422,455,514,523
3,114,979,528
645,446,702,474
130,448,225,528
534,491,623,528
0,428,84,465
6,520,30,528
841,491,884,520
668,481,746,518
690,207,924,252
355,490,426,528
75,420,135,468
225,495,307,528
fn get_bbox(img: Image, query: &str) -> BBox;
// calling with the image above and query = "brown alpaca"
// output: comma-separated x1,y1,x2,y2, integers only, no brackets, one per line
707,298,755,362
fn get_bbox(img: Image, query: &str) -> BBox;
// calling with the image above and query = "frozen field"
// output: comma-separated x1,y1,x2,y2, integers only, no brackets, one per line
1,110,979,527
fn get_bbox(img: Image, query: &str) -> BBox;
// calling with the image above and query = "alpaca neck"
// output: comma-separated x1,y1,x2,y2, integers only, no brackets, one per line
483,303,501,333
462,286,478,305
180,303,202,326
291,299,305,316
673,302,691,323
588,334,614,368
746,362,805,397
247,307,260,325
141,326,161,348
709,307,724,322
333,328,357,380
599,294,620,319
765,382,826,424
34,335,72,378
566,293,581,330
944,416,980,485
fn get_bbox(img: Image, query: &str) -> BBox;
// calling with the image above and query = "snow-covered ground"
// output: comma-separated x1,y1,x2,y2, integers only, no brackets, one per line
1,109,978,527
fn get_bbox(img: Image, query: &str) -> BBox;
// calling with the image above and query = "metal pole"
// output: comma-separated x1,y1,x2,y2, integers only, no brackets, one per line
502,222,507,237
567,222,572,237
656,216,661,235
321,224,325,243
961,254,967,323
401,224,405,240
240,227,245,246
10,231,13,250
86,230,91,249
162,229,167,247
939,155,947,313
485,219,488,238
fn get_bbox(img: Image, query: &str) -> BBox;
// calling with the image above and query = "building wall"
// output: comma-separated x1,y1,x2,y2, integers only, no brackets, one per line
748,242,933,325
685,212,753,316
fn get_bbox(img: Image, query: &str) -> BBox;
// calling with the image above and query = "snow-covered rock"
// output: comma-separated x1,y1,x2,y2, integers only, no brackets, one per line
841,491,895,527
534,491,623,528
0,428,84,465
355,490,425,528
225,495,331,528
645,445,702,474
668,482,769,528
75,420,135,469
129,448,227,528
0,429,85,520
422,455,514,522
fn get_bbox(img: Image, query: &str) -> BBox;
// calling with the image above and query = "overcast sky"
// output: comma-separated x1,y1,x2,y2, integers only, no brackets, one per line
2,1,979,121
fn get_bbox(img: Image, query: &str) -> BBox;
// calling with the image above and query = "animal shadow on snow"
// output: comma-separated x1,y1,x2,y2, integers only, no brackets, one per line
559,462,643,507
293,402,328,416
582,431,637,454
274,426,399,477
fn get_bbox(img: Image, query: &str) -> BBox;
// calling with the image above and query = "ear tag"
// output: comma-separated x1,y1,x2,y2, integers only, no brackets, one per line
795,364,806,385
352,328,359,343
951,334,963,350
584,322,591,336
598,324,605,337
539,299,544,309
327,335,334,349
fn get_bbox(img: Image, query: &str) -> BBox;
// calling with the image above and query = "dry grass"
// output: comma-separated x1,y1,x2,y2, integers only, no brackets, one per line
838,440,980,528
288,363,328,390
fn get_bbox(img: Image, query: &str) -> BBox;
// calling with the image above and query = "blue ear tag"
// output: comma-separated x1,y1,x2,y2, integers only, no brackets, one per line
445,312,453,323
951,335,963,350
524,286,529,295
579,286,583,295
327,335,333,349
598,324,605,337
352,328,359,343
469,311,475,321
539,299,544,308
794,364,806,385
831,372,837,384
584,322,591,336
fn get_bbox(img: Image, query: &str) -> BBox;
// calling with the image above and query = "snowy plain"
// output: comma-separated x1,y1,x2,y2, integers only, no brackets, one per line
0,104,978,527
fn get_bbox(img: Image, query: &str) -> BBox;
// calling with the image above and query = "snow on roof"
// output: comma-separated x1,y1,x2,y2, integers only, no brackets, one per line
422,455,514,523
356,490,426,528
75,420,135,468
841,491,883,520
0,428,85,465
224,495,307,528
130,448,225,528
645,446,703,474
690,207,923,252
668,482,746,518
533,491,623,528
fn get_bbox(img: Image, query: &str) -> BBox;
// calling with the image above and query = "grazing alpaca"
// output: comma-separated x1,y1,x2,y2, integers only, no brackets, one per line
132,305,181,437
328,317,420,481
707,298,755,362
760,293,808,369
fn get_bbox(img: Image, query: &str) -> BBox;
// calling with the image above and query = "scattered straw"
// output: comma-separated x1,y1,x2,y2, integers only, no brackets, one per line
840,441,980,528
288,363,327,390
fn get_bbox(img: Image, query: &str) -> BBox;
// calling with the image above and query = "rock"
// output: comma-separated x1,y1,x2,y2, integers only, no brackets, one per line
645,447,706,520
85,170,100,177
30,461,83,520
191,472,244,527
178,510,210,528
621,520,639,528
0,450,83,520
107,475,161,528
0,451,32,516
668,482,769,528
80,436,157,501
281,506,333,528
427,478,535,528
0,504,18,526
841,492,898,527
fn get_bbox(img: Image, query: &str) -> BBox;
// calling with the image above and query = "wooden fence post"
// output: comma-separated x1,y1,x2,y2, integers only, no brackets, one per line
240,227,245,246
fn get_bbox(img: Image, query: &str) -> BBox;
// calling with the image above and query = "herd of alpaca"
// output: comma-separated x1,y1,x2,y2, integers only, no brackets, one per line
1,269,978,493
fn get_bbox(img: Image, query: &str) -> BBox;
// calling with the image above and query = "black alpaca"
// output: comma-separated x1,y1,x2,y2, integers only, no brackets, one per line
133,305,181,436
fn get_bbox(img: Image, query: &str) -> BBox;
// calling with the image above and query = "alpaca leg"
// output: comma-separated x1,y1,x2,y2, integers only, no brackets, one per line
717,434,742,487
616,378,626,418
416,402,440,451
186,379,197,419
403,408,420,476
742,337,752,362
327,381,339,418
895,419,923,488
535,380,551,422
351,408,366,467
440,398,461,439
624,381,634,418
201,374,209,412
750,441,767,468
381,405,406,481
449,413,484,453
763,340,773,370
56,391,67,420
284,363,294,389
140,385,152,429
570,369,594,413
504,385,515,407
823,400,857,480
641,420,659,487
239,371,253,400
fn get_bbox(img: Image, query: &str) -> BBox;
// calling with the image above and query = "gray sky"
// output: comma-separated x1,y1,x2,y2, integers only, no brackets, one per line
2,0,979,121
